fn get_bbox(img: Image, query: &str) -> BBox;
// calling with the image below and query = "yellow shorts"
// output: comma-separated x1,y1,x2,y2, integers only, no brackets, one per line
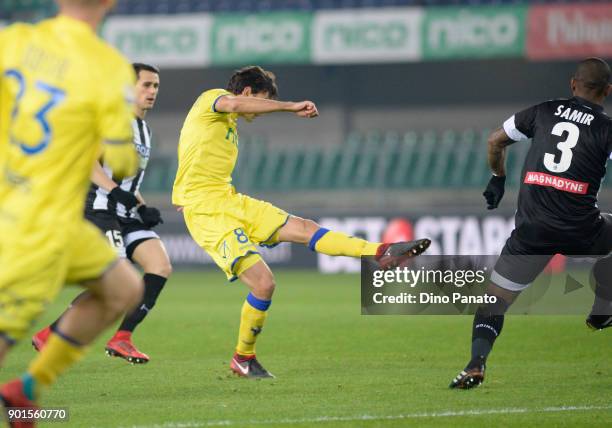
184,191,289,281
0,218,117,343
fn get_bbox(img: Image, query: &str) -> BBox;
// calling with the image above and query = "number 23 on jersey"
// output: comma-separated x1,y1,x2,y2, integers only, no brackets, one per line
3,68,65,155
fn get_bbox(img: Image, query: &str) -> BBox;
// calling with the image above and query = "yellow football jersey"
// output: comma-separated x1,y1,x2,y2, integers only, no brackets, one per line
172,88,239,206
0,16,135,229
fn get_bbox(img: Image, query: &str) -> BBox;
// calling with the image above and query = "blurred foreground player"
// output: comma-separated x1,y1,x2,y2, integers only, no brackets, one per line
172,66,430,379
0,0,143,425
33,64,171,364
450,58,612,389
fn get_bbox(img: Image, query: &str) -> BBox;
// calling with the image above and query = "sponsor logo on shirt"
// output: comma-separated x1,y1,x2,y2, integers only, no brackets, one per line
524,171,588,194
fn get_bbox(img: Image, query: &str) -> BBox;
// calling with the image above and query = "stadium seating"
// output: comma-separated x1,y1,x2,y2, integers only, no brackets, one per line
1,0,601,21
108,0,606,15
139,129,546,193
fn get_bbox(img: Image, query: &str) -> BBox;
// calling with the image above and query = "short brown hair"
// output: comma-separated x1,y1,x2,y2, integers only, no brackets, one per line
226,66,278,99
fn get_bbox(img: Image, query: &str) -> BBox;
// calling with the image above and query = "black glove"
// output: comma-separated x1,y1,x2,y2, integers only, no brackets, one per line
108,187,139,211
138,205,164,228
483,175,506,210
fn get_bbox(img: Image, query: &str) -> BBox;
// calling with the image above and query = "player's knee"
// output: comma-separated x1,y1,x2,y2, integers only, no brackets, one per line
253,276,276,299
148,260,173,278
162,260,173,278
107,282,142,316
100,262,144,314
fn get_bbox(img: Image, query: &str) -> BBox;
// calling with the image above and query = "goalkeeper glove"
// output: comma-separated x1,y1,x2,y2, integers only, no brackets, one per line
109,187,139,211
138,205,164,228
103,141,139,179
483,175,506,210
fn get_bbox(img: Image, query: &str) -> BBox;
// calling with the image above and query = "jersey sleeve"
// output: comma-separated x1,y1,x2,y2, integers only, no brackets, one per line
503,105,538,142
202,89,231,114
96,59,136,143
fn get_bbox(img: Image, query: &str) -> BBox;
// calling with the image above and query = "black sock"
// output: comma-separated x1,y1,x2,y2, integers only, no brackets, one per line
471,298,510,361
591,257,612,316
118,273,167,333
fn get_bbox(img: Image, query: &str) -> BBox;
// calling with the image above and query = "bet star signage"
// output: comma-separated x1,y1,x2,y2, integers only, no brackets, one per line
317,215,515,273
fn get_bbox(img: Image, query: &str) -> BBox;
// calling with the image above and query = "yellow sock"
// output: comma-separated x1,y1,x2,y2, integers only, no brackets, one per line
28,332,86,389
309,229,380,257
236,294,270,356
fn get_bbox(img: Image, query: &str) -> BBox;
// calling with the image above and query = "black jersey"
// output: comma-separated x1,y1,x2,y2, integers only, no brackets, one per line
503,96,612,244
85,117,152,218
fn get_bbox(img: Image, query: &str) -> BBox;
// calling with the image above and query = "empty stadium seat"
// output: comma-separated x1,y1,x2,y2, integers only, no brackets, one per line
3,0,593,20
140,128,537,193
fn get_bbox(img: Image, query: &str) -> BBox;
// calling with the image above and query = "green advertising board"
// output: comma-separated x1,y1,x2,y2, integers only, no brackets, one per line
312,9,423,64
102,14,212,68
423,6,527,60
98,6,534,67
211,12,312,65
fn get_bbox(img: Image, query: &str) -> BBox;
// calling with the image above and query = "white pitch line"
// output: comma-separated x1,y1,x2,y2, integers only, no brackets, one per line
116,404,612,428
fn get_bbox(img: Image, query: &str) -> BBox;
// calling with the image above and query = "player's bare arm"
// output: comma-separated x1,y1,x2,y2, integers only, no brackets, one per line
486,127,516,177
91,161,119,191
135,191,146,205
91,160,139,210
215,95,318,118
483,127,516,210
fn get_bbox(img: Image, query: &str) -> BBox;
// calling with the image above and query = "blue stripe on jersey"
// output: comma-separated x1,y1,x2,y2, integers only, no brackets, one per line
212,95,226,113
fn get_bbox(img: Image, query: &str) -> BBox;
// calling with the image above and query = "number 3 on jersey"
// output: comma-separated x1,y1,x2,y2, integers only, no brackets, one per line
4,69,66,155
544,122,580,173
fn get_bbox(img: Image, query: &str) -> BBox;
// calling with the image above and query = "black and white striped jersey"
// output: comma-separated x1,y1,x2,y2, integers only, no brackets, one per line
85,117,152,218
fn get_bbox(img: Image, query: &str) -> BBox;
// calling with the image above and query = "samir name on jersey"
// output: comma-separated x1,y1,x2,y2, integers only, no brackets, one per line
554,105,595,126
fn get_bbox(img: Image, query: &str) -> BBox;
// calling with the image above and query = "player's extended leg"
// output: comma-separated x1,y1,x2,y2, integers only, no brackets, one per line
230,258,275,379
449,242,553,390
277,216,430,265
1,260,142,424
31,293,86,352
585,213,612,330
106,239,172,364
449,283,519,389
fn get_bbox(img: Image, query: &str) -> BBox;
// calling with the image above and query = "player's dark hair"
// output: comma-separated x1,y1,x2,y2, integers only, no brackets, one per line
133,63,160,79
226,66,278,99
573,58,611,96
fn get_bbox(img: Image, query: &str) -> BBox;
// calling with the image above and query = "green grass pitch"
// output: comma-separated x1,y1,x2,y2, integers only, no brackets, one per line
3,271,611,427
